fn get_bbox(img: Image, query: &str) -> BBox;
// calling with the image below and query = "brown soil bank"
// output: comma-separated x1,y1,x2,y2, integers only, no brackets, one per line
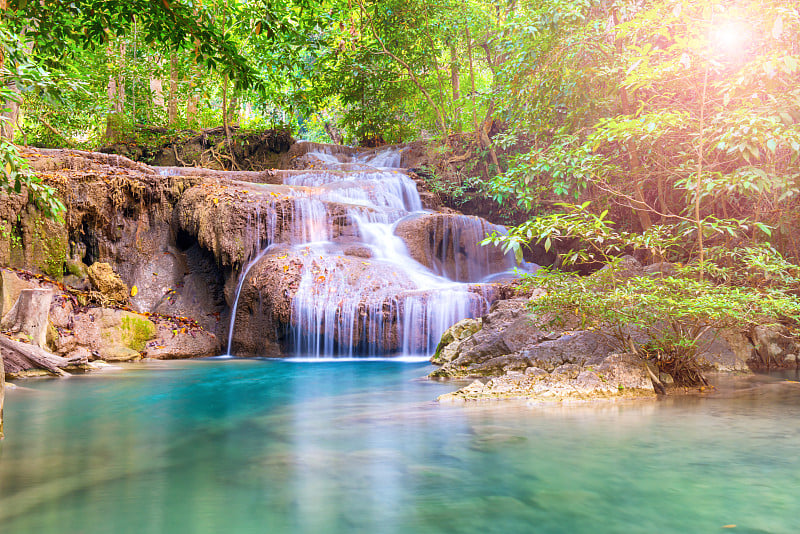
100,126,295,170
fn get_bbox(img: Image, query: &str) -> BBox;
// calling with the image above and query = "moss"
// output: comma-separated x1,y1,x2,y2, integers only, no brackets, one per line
65,259,88,278
120,315,157,352
26,212,68,280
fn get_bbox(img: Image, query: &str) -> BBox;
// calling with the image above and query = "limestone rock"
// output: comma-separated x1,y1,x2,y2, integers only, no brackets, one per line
750,324,800,368
143,324,220,359
438,352,656,402
57,308,156,361
87,262,129,302
394,213,515,282
431,317,482,365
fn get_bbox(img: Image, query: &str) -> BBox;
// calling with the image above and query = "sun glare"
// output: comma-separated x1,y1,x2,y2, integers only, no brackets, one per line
711,22,749,57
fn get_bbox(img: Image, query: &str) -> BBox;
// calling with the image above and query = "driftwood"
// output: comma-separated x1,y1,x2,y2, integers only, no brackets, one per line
1,288,54,348
0,336,70,377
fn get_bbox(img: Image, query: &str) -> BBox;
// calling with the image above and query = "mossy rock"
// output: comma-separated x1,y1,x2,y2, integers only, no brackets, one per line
119,314,157,352
65,259,88,279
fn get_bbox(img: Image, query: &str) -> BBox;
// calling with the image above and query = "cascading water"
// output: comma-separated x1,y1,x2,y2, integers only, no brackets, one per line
276,142,525,358
220,141,530,358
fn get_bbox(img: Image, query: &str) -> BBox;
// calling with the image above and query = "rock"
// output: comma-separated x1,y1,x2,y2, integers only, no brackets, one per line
431,297,585,378
642,262,678,277
142,324,220,359
62,274,89,291
58,308,157,361
431,317,482,365
87,262,129,302
750,324,800,368
0,288,54,347
524,366,547,377
101,345,141,362
65,258,88,278
593,255,642,280
343,245,373,259
394,213,515,282
438,352,656,402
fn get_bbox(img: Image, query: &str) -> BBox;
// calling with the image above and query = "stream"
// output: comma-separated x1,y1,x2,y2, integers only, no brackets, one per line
1,360,799,533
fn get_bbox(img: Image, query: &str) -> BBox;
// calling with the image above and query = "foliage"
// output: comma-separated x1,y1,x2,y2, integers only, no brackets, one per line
0,141,65,220
526,261,800,384
489,0,800,252
511,205,800,383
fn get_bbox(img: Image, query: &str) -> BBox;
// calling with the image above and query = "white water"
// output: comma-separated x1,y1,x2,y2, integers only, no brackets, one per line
281,143,520,358
222,142,526,358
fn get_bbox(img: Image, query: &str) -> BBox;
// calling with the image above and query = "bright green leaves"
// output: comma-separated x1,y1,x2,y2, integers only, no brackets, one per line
0,141,65,220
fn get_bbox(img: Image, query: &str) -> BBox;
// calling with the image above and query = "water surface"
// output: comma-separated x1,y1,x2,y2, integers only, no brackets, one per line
1,360,799,533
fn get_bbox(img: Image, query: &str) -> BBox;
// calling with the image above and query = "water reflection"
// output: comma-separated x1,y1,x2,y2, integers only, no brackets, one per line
1,362,799,533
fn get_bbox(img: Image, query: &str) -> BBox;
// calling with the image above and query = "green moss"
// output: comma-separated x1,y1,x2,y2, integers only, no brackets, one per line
27,213,68,280
65,259,88,278
120,315,157,352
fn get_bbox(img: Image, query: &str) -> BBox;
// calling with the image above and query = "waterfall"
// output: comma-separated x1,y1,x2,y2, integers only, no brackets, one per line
282,143,522,358
221,141,533,358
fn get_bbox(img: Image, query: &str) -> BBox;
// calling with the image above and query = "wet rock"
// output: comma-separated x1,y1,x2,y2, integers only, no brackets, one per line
431,297,553,377
431,317,482,365
394,213,515,282
343,245,373,259
87,262,129,303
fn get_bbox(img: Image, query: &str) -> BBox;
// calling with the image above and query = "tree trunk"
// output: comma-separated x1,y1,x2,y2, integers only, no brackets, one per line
0,336,69,377
227,96,239,125
168,54,178,126
618,86,653,231
186,94,198,127
324,121,342,144
450,42,461,133
105,40,126,141
221,73,237,169
0,288,54,348
1,80,19,141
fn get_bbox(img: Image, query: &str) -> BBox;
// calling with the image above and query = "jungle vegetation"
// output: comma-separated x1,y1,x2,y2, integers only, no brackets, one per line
2,0,800,378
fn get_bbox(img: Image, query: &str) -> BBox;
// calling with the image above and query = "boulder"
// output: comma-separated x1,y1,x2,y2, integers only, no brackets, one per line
749,324,800,368
431,317,482,365
142,324,220,359
87,262,129,303
56,308,156,362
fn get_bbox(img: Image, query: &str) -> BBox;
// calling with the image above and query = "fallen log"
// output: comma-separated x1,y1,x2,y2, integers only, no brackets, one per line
0,336,70,378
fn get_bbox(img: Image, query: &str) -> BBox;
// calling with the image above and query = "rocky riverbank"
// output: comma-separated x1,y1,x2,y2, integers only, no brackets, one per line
429,264,800,403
